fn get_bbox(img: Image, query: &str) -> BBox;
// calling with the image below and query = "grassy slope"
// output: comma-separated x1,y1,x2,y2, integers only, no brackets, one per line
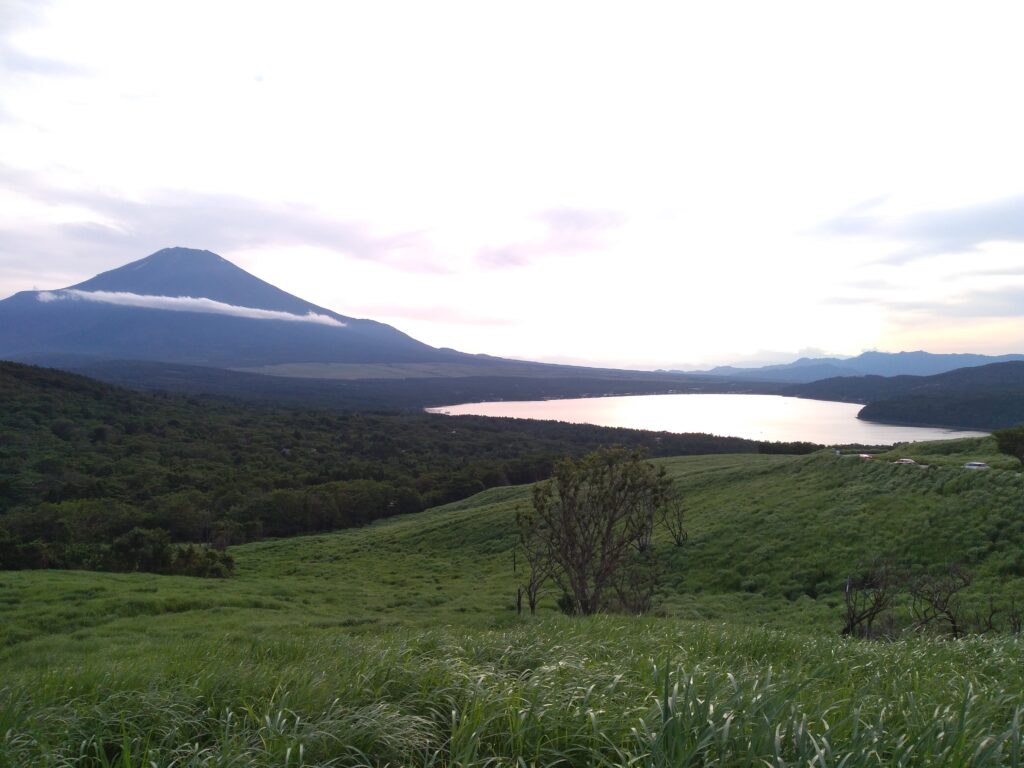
2,440,1024,765
3,440,1023,654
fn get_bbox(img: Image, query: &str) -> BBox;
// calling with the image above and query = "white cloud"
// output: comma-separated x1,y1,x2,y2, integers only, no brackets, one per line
37,289,345,327
820,194,1024,263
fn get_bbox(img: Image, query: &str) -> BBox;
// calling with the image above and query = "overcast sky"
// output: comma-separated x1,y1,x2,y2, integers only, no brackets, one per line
2,1,1023,369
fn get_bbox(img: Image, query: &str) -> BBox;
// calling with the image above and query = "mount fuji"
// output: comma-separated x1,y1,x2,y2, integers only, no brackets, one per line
0,247,468,368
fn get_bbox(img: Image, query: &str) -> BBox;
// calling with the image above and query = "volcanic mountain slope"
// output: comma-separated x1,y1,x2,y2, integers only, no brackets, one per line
0,247,467,367
0,247,740,409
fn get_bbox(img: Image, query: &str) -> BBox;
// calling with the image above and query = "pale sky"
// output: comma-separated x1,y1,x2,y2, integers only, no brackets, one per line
2,1,1023,369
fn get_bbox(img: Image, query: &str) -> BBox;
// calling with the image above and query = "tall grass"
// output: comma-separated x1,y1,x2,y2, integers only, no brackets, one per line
3,449,1023,765
2,619,1022,766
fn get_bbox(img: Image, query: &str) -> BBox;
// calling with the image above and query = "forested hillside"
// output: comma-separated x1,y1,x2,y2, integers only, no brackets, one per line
0,363,816,572
788,361,1024,429
57,358,771,411
859,394,1024,430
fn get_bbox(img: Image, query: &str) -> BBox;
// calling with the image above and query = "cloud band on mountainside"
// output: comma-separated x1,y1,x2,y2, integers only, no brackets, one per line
37,290,346,327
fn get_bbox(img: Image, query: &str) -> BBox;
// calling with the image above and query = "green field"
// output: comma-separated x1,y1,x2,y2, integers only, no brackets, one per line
2,441,1024,765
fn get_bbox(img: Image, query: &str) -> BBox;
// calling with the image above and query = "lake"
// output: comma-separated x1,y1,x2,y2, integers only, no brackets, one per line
427,393,989,445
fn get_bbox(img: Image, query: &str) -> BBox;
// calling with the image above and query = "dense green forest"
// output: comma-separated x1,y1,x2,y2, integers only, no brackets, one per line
858,394,1024,430
0,363,817,573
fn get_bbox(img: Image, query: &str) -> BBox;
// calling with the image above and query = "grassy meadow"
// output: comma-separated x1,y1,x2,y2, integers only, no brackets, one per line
2,438,1024,765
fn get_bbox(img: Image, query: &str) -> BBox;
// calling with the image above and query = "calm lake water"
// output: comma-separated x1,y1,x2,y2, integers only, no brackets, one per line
427,394,988,445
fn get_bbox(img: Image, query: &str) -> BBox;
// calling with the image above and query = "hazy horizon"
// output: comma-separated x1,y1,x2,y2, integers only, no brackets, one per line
3,2,1023,369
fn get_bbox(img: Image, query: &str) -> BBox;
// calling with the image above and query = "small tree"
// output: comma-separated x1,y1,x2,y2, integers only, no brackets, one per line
909,564,972,639
515,506,551,615
658,498,688,547
842,558,901,638
528,447,671,615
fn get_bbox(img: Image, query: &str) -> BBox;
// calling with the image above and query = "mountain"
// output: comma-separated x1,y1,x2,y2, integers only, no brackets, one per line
696,362,853,383
0,247,734,407
71,247,326,312
0,247,467,368
6,247,1020,424
788,361,1024,430
689,350,1024,384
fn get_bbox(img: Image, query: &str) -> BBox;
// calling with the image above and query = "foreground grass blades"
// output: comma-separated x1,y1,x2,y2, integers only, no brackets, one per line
1,620,1023,766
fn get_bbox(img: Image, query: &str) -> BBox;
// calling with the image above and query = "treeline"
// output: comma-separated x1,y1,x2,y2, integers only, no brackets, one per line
0,362,819,574
859,395,1024,431
0,525,234,577
63,359,782,411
